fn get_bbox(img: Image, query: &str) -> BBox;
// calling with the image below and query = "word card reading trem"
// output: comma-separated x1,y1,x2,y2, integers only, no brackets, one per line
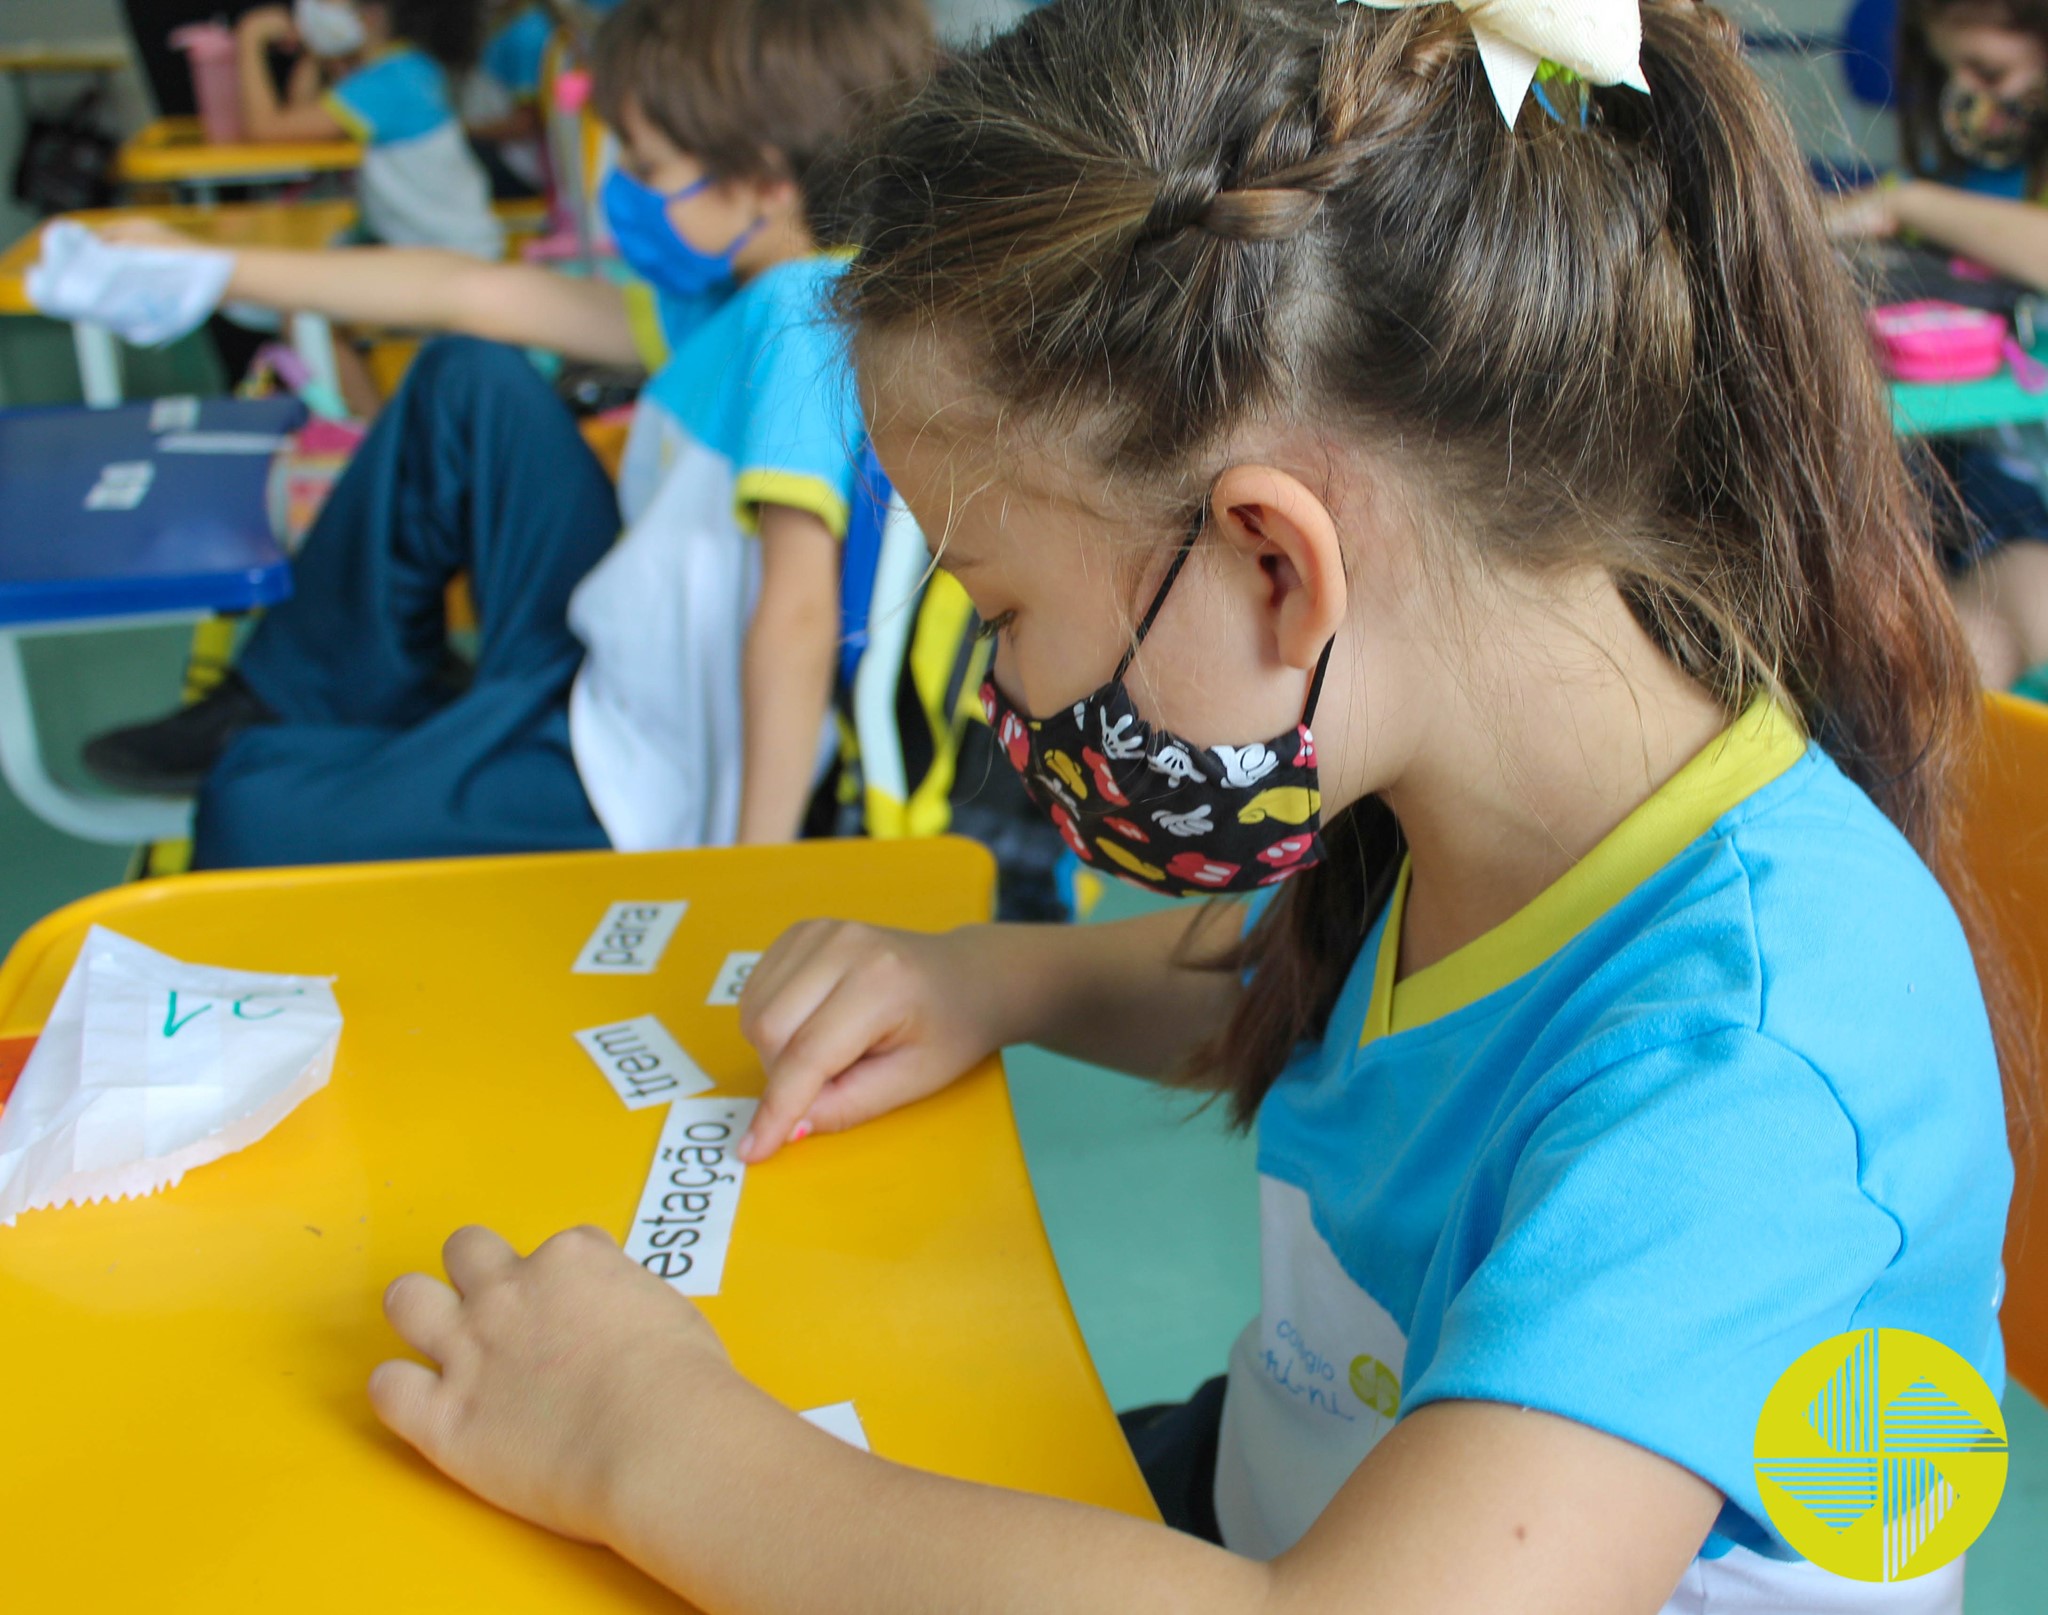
572,901,688,975
706,951,764,1007
625,1097,758,1295
572,1014,713,1110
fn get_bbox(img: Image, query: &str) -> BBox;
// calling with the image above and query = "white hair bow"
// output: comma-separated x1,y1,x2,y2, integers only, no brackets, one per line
1340,0,1648,125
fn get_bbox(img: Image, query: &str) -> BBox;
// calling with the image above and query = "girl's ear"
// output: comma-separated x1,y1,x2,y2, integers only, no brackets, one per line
1207,463,1346,674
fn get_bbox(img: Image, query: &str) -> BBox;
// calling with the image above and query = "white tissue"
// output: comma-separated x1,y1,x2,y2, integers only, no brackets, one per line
25,220,236,348
0,928,342,1226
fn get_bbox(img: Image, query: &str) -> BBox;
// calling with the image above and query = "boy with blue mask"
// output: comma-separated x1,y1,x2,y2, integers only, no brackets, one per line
83,0,936,867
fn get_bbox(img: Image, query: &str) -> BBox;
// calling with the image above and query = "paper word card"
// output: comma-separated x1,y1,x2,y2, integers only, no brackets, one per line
572,1014,713,1110
624,1097,757,1295
798,1402,870,1451
572,901,687,975
706,951,763,1007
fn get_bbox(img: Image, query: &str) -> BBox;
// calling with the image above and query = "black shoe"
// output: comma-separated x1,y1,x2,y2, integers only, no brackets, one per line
82,671,278,795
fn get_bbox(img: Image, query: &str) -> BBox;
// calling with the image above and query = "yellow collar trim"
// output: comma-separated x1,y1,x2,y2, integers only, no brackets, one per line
1361,698,1806,1047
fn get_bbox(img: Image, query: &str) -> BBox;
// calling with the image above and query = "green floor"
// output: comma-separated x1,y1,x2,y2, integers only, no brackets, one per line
0,316,2039,1597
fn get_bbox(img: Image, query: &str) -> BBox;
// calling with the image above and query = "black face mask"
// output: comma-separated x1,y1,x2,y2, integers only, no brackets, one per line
980,524,1336,897
1940,78,2048,169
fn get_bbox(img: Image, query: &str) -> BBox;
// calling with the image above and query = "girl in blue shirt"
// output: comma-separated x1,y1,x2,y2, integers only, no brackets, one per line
363,1,2017,1611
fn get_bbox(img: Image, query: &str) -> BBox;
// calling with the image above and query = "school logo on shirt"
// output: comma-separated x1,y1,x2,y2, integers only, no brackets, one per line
1753,1329,2007,1582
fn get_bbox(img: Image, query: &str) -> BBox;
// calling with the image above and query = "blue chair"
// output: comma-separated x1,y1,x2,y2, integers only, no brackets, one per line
0,393,301,844
1842,0,1898,108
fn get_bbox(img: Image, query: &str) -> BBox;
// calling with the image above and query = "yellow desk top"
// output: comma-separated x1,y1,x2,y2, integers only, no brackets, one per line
0,41,131,74
0,840,1152,1611
0,200,359,316
120,115,362,185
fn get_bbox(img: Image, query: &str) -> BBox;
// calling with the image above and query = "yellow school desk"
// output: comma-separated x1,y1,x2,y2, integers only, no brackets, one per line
119,115,362,202
0,41,131,76
0,199,357,405
0,838,1156,1612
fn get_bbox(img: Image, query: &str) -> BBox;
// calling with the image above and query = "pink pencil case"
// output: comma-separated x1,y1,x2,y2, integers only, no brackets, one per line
1868,300,2009,383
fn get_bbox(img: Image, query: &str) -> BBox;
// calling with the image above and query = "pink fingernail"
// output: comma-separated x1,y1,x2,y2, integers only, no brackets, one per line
789,1119,813,1144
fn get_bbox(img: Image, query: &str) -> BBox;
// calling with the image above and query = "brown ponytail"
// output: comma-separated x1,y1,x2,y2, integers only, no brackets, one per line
845,0,2017,1123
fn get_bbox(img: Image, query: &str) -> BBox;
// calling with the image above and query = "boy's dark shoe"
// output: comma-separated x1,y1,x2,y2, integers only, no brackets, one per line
81,671,278,795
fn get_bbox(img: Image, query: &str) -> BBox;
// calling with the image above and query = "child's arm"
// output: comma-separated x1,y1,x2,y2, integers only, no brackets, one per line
370,1226,1722,1615
734,903,1245,1161
96,222,644,366
1827,178,2048,291
237,7,350,142
736,505,841,844
284,51,326,108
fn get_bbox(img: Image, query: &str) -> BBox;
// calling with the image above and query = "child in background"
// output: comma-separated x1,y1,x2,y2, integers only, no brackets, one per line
1828,0,2048,690
361,2,2013,1610
459,2,551,195
236,0,503,257
86,0,935,866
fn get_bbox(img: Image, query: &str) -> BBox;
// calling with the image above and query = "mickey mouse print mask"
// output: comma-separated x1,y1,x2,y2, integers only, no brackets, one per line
980,527,1334,897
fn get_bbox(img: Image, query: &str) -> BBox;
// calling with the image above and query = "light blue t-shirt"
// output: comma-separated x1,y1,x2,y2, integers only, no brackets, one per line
480,5,552,100
1214,702,2011,1609
327,45,454,144
566,256,860,851
324,46,501,256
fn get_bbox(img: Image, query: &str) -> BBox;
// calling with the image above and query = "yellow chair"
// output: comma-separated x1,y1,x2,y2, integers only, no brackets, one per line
1958,691,2048,1401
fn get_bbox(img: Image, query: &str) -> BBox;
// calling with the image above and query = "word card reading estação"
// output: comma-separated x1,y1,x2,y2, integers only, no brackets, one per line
572,1014,714,1110
572,901,688,975
706,951,764,1007
624,1097,758,1295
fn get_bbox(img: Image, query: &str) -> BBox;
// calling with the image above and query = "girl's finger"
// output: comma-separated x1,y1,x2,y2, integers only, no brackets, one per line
737,923,847,1059
367,1357,444,1453
742,926,901,1069
740,973,908,1161
800,1044,958,1136
382,1272,464,1363
735,920,827,1017
442,1224,519,1296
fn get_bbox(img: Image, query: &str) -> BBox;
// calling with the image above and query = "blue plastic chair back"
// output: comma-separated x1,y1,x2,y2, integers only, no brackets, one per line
838,444,891,690
1843,0,1897,108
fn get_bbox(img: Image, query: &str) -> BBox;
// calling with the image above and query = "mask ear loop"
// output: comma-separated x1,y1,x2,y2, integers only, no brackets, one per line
1113,512,1206,681
659,176,766,262
1301,636,1335,727
1117,507,1341,727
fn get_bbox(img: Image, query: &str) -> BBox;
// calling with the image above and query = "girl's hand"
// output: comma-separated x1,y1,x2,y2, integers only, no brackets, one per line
369,1225,736,1543
1824,182,1901,241
737,922,1007,1162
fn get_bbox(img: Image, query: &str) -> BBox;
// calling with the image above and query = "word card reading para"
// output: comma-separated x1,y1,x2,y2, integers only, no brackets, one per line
573,1014,713,1110
572,901,687,975
625,1097,758,1294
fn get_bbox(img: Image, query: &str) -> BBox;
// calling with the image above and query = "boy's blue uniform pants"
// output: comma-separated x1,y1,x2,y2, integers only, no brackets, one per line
194,337,620,868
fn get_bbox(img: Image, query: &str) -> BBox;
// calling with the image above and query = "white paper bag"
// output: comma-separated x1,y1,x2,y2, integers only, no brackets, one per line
0,928,342,1226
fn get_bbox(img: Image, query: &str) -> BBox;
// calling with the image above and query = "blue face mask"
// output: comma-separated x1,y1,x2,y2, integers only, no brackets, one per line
600,169,762,302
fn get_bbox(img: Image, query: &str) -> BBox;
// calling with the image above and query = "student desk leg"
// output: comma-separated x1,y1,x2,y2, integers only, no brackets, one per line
289,313,340,406
72,322,122,408
0,619,194,845
66,315,336,415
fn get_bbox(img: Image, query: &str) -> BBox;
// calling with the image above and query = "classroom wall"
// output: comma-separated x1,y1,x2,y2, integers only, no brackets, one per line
1724,0,1899,168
